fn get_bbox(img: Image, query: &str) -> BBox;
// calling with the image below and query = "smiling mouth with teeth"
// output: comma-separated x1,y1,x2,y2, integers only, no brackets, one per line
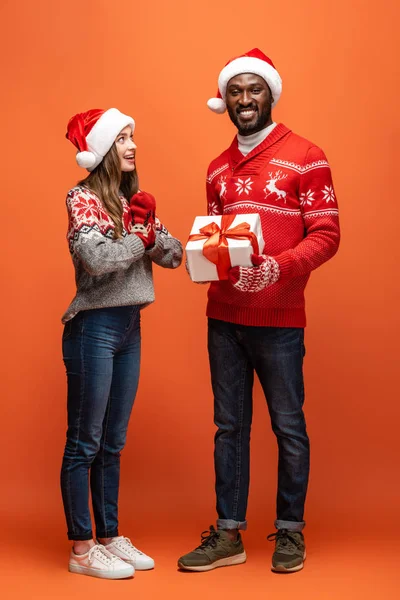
238,108,257,116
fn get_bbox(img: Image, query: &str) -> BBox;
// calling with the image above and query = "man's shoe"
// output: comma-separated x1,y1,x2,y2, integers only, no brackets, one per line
178,526,246,572
69,544,135,579
102,536,155,570
267,529,306,573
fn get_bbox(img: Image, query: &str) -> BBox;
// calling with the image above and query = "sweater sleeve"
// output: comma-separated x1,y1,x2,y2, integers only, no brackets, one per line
274,146,340,279
66,188,146,277
146,219,183,269
206,169,224,216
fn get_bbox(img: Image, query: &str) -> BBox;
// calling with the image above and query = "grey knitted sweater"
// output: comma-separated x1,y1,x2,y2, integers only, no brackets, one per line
62,186,183,323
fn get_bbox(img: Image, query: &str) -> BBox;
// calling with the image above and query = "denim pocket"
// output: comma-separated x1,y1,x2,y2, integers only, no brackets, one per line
62,319,74,341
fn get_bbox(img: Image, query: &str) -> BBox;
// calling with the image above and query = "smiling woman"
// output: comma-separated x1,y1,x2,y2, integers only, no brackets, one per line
60,107,183,579
115,126,137,172
76,120,139,239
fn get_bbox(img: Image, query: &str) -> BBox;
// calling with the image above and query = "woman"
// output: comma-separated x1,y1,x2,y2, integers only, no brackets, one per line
61,108,182,579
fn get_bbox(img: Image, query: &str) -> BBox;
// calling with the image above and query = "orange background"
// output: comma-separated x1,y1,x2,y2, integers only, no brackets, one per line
1,1,399,598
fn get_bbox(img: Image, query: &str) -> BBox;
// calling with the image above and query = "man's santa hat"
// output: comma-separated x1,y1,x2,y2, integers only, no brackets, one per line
207,48,282,114
66,108,135,171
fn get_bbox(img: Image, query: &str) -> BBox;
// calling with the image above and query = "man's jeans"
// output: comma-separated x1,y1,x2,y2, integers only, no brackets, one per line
208,318,309,533
60,306,141,541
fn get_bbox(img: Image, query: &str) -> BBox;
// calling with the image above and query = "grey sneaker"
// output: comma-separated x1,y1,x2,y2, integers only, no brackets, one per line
178,526,247,572
267,529,306,572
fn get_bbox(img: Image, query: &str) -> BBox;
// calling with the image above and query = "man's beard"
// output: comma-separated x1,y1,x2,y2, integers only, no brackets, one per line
227,100,272,136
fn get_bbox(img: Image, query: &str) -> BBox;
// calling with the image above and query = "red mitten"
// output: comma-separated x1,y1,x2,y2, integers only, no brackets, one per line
129,191,156,248
229,254,280,292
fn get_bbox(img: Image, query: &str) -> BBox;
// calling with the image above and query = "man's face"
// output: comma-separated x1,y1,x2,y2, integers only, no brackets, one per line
225,73,273,136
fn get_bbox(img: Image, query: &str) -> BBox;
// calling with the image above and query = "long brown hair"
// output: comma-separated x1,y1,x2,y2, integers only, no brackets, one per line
78,144,139,238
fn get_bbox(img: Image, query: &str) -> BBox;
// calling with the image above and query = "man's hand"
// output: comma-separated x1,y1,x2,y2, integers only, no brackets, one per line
229,254,280,292
130,191,156,248
185,257,210,284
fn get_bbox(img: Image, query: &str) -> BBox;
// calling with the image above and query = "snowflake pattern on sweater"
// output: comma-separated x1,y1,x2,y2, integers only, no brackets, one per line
205,123,340,328
66,186,132,252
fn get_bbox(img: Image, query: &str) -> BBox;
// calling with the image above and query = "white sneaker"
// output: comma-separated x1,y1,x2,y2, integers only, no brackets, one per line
69,544,135,579
104,536,155,570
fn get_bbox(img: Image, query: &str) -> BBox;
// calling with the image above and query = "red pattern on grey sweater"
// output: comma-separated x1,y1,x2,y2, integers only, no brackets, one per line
62,186,183,323
206,123,340,327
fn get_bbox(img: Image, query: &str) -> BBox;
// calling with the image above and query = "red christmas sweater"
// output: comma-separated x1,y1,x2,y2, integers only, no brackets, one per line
206,123,340,327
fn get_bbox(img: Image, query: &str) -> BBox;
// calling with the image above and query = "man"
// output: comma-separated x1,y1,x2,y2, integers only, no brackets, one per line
178,48,340,573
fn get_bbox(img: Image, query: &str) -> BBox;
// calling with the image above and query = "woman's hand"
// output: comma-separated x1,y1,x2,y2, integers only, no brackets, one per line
129,191,156,248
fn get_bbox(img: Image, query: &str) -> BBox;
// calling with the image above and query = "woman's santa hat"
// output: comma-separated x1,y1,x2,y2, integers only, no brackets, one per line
66,108,135,171
207,48,282,114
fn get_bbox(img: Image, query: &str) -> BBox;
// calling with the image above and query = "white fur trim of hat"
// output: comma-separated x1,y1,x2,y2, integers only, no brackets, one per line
76,109,135,171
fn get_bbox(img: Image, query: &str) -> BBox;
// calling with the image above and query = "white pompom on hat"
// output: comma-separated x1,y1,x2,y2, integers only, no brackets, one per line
207,48,282,114
66,108,135,171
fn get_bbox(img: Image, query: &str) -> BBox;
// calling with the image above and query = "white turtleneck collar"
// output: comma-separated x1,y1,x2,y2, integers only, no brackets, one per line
237,122,277,156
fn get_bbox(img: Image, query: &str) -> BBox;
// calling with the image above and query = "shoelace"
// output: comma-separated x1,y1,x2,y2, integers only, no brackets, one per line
267,529,301,552
115,536,144,556
88,544,118,565
196,526,220,550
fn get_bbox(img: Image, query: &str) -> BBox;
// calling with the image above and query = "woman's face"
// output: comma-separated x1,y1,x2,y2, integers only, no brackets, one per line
115,126,136,172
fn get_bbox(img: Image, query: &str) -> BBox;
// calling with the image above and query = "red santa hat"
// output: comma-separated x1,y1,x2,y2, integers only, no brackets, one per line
66,108,135,171
207,48,282,114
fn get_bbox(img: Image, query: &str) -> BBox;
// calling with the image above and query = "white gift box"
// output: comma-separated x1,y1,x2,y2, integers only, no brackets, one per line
185,214,265,282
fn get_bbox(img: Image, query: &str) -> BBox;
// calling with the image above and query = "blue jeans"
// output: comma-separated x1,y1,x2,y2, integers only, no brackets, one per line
208,318,309,533
60,306,141,541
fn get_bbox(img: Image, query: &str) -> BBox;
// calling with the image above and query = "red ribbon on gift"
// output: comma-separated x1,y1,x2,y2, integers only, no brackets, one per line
188,214,259,279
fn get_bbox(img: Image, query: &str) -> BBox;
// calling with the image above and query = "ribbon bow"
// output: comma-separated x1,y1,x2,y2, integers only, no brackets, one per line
188,214,259,279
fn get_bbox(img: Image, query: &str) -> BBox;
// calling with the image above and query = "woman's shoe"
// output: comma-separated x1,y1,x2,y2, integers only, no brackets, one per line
69,544,135,579
103,536,155,570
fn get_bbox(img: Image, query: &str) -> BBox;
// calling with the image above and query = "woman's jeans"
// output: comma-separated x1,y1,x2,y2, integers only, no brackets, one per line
208,318,310,533
60,306,141,541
